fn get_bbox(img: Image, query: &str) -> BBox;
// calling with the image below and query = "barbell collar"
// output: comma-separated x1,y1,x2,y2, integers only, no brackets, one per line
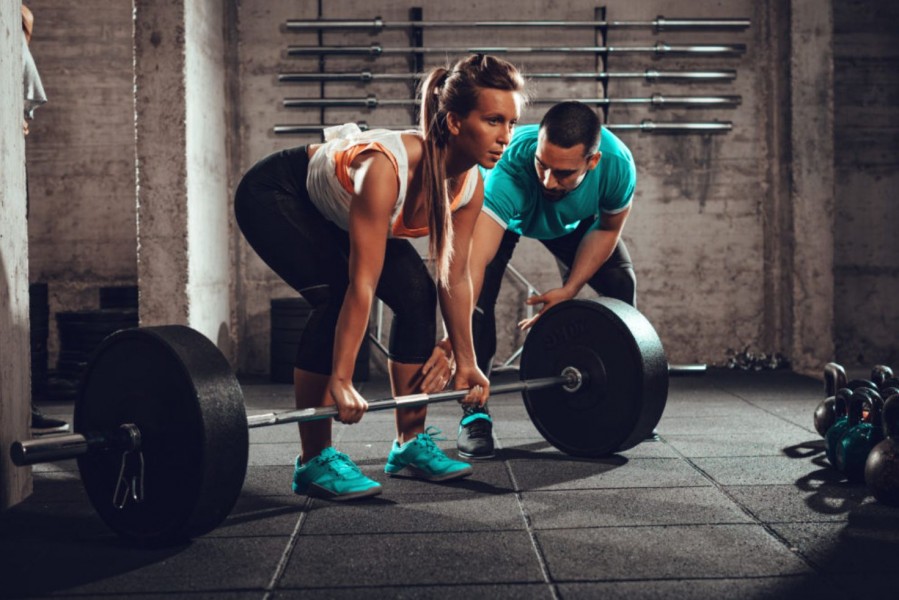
10,424,141,467
286,42,747,56
283,16,750,31
248,373,579,428
278,69,738,83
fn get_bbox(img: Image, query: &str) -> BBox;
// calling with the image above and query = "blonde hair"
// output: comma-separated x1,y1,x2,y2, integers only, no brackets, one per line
419,54,525,287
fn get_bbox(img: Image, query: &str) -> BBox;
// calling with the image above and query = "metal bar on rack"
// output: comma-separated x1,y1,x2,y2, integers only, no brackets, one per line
284,16,750,31
278,69,738,83
286,42,747,57
272,120,733,135
282,94,742,109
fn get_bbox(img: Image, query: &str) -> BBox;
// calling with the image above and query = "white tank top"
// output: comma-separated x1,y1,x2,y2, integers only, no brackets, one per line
305,123,479,238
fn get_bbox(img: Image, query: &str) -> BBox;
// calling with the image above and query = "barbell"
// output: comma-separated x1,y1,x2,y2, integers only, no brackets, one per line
285,42,747,57
282,94,743,109
283,16,751,31
10,298,694,544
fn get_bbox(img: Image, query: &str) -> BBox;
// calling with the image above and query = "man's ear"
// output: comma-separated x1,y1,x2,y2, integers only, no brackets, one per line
445,112,463,136
586,151,602,171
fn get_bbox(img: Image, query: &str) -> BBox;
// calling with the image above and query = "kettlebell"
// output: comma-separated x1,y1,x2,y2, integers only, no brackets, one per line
871,365,894,389
825,388,855,467
824,362,848,397
814,396,836,437
864,393,899,506
836,391,884,482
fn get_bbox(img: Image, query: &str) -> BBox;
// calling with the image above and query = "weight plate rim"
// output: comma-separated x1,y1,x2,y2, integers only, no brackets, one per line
74,325,248,544
520,298,668,457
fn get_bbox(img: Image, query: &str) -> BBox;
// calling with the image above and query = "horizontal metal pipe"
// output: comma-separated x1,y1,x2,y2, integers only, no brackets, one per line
247,375,571,428
284,16,750,31
278,69,738,83
283,94,741,109
286,42,747,57
669,364,708,376
273,120,733,135
11,433,93,466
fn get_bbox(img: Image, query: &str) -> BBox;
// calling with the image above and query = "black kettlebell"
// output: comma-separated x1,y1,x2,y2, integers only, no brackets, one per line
814,396,837,437
824,362,848,397
871,365,894,389
847,379,879,393
864,393,899,506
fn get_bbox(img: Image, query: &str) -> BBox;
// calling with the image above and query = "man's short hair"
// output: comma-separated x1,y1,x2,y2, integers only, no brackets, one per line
539,101,602,154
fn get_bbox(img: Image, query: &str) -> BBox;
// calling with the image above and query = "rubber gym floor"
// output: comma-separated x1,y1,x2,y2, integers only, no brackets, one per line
1,368,897,600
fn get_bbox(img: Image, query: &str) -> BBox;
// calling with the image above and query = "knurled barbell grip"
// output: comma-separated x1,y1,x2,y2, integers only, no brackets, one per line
247,373,579,428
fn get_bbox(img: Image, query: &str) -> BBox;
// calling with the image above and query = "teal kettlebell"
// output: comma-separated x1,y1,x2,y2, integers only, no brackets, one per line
825,388,854,467
836,391,884,482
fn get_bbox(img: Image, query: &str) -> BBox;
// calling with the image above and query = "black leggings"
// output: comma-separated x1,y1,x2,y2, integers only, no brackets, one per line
234,146,437,375
472,218,637,374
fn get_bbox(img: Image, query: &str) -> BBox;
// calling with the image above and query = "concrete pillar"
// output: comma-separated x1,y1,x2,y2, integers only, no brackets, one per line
0,0,33,509
788,0,836,374
134,0,234,356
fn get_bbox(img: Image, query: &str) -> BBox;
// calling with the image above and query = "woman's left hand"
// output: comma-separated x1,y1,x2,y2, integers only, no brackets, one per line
419,340,456,394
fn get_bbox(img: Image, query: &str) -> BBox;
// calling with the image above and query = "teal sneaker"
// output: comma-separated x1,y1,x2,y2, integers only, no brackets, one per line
385,426,473,482
292,447,382,500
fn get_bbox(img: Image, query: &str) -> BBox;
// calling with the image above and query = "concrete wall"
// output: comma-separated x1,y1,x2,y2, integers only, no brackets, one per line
232,0,781,374
0,0,32,510
8,0,897,383
832,0,899,367
134,0,234,350
24,0,137,360
185,0,234,353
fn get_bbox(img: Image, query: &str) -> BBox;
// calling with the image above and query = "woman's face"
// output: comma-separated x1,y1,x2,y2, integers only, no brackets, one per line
446,88,522,169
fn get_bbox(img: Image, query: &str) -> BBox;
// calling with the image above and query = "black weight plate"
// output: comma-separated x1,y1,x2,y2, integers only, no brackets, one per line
75,326,248,544
520,298,668,457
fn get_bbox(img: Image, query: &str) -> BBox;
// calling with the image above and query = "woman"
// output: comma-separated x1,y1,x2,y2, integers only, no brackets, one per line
235,54,525,500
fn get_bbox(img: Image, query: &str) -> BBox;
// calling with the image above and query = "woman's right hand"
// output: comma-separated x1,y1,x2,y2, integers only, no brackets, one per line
328,377,368,424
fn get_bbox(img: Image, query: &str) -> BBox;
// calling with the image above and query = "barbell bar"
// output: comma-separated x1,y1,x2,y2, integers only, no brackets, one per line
286,42,747,57
9,298,673,543
283,93,742,109
278,69,739,83
283,16,750,31
11,371,581,466
272,120,734,136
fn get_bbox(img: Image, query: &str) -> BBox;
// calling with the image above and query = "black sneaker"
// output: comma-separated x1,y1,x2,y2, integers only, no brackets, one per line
31,406,70,435
457,406,495,459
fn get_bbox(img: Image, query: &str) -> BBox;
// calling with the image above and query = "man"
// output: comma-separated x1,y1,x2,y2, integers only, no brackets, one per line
458,101,638,459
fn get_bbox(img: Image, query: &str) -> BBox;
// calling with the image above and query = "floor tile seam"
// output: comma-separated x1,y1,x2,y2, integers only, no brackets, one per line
292,527,533,537
657,435,851,591
271,581,549,591
265,494,313,597
495,437,561,600
518,484,713,493
710,383,817,434
530,522,775,532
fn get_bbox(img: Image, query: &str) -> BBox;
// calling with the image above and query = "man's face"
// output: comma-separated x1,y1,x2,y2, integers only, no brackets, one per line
533,130,600,202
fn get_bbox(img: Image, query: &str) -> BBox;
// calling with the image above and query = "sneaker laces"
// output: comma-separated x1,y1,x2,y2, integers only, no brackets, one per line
420,426,448,456
463,418,492,440
322,450,363,480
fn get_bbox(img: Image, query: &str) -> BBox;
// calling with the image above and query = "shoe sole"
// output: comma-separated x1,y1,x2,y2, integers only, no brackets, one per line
294,482,383,501
386,464,473,482
457,450,495,460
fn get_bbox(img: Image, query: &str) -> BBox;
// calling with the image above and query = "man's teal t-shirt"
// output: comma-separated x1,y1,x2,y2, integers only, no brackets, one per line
480,124,636,239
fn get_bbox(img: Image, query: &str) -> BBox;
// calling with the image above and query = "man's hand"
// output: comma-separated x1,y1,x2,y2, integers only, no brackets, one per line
518,287,575,330
23,120,29,136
